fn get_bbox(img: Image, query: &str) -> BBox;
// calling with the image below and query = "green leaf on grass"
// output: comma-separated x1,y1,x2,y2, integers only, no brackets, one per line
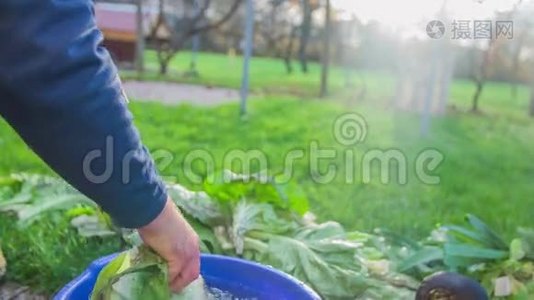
397,247,444,272
444,243,508,259
465,214,508,250
445,225,494,246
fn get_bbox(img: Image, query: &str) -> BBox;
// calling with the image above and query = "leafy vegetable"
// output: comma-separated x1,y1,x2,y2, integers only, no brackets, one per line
91,246,208,300
202,170,309,215
8,173,534,299
174,186,417,299
0,172,420,299
0,173,95,227
464,214,508,250
70,215,116,238
172,172,411,298
396,246,444,272
396,214,534,299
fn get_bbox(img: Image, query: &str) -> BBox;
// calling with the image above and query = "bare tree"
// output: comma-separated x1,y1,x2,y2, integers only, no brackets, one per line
507,5,534,110
509,29,528,99
283,26,298,73
255,0,301,74
319,0,331,97
151,0,243,75
297,0,321,73
257,0,285,56
471,0,523,112
298,0,313,73
135,0,145,76
470,39,497,112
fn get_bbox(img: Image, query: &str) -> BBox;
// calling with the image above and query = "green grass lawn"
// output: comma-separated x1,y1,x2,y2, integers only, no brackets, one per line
2,95,532,236
1,52,534,295
121,50,394,99
124,50,530,117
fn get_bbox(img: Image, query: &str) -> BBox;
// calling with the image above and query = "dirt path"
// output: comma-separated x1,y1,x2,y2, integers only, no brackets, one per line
123,81,240,106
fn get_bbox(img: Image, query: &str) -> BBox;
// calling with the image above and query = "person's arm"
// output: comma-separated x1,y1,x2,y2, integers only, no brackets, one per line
0,0,199,291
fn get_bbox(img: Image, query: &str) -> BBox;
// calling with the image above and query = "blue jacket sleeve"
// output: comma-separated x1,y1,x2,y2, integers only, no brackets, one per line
0,0,167,228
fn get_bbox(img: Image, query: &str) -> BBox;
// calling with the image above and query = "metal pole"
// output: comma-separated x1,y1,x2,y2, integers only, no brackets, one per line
240,0,254,117
190,35,200,72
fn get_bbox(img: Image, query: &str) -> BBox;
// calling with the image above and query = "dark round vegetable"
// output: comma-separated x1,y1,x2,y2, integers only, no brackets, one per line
415,272,489,300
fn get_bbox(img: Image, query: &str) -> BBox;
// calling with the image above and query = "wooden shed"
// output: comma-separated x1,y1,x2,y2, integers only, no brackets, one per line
95,3,138,64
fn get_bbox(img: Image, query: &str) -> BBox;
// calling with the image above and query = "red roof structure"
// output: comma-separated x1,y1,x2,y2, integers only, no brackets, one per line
95,3,137,34
94,3,139,63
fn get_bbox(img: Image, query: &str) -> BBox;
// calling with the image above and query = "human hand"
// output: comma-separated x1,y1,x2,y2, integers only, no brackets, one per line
137,197,200,293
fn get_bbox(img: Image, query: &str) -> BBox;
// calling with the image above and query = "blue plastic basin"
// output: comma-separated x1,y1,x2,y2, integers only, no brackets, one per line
55,253,320,300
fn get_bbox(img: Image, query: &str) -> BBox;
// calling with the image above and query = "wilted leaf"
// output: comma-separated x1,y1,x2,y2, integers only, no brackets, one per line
255,221,415,299
263,234,372,298
167,184,224,226
232,201,294,254
0,193,32,211
17,194,94,227
70,215,116,238
0,174,97,227
185,217,223,254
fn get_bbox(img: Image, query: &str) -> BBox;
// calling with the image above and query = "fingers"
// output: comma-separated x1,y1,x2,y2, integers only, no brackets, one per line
169,232,201,292
167,258,185,290
137,197,202,293
169,252,201,292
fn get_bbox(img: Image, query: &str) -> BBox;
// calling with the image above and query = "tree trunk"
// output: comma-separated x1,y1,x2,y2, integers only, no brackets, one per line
158,53,172,75
135,0,145,77
283,26,297,74
510,30,527,100
159,60,168,75
150,0,243,76
319,0,331,98
472,80,484,112
239,0,254,118
511,84,518,100
298,0,312,73
284,57,293,74
470,37,495,113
